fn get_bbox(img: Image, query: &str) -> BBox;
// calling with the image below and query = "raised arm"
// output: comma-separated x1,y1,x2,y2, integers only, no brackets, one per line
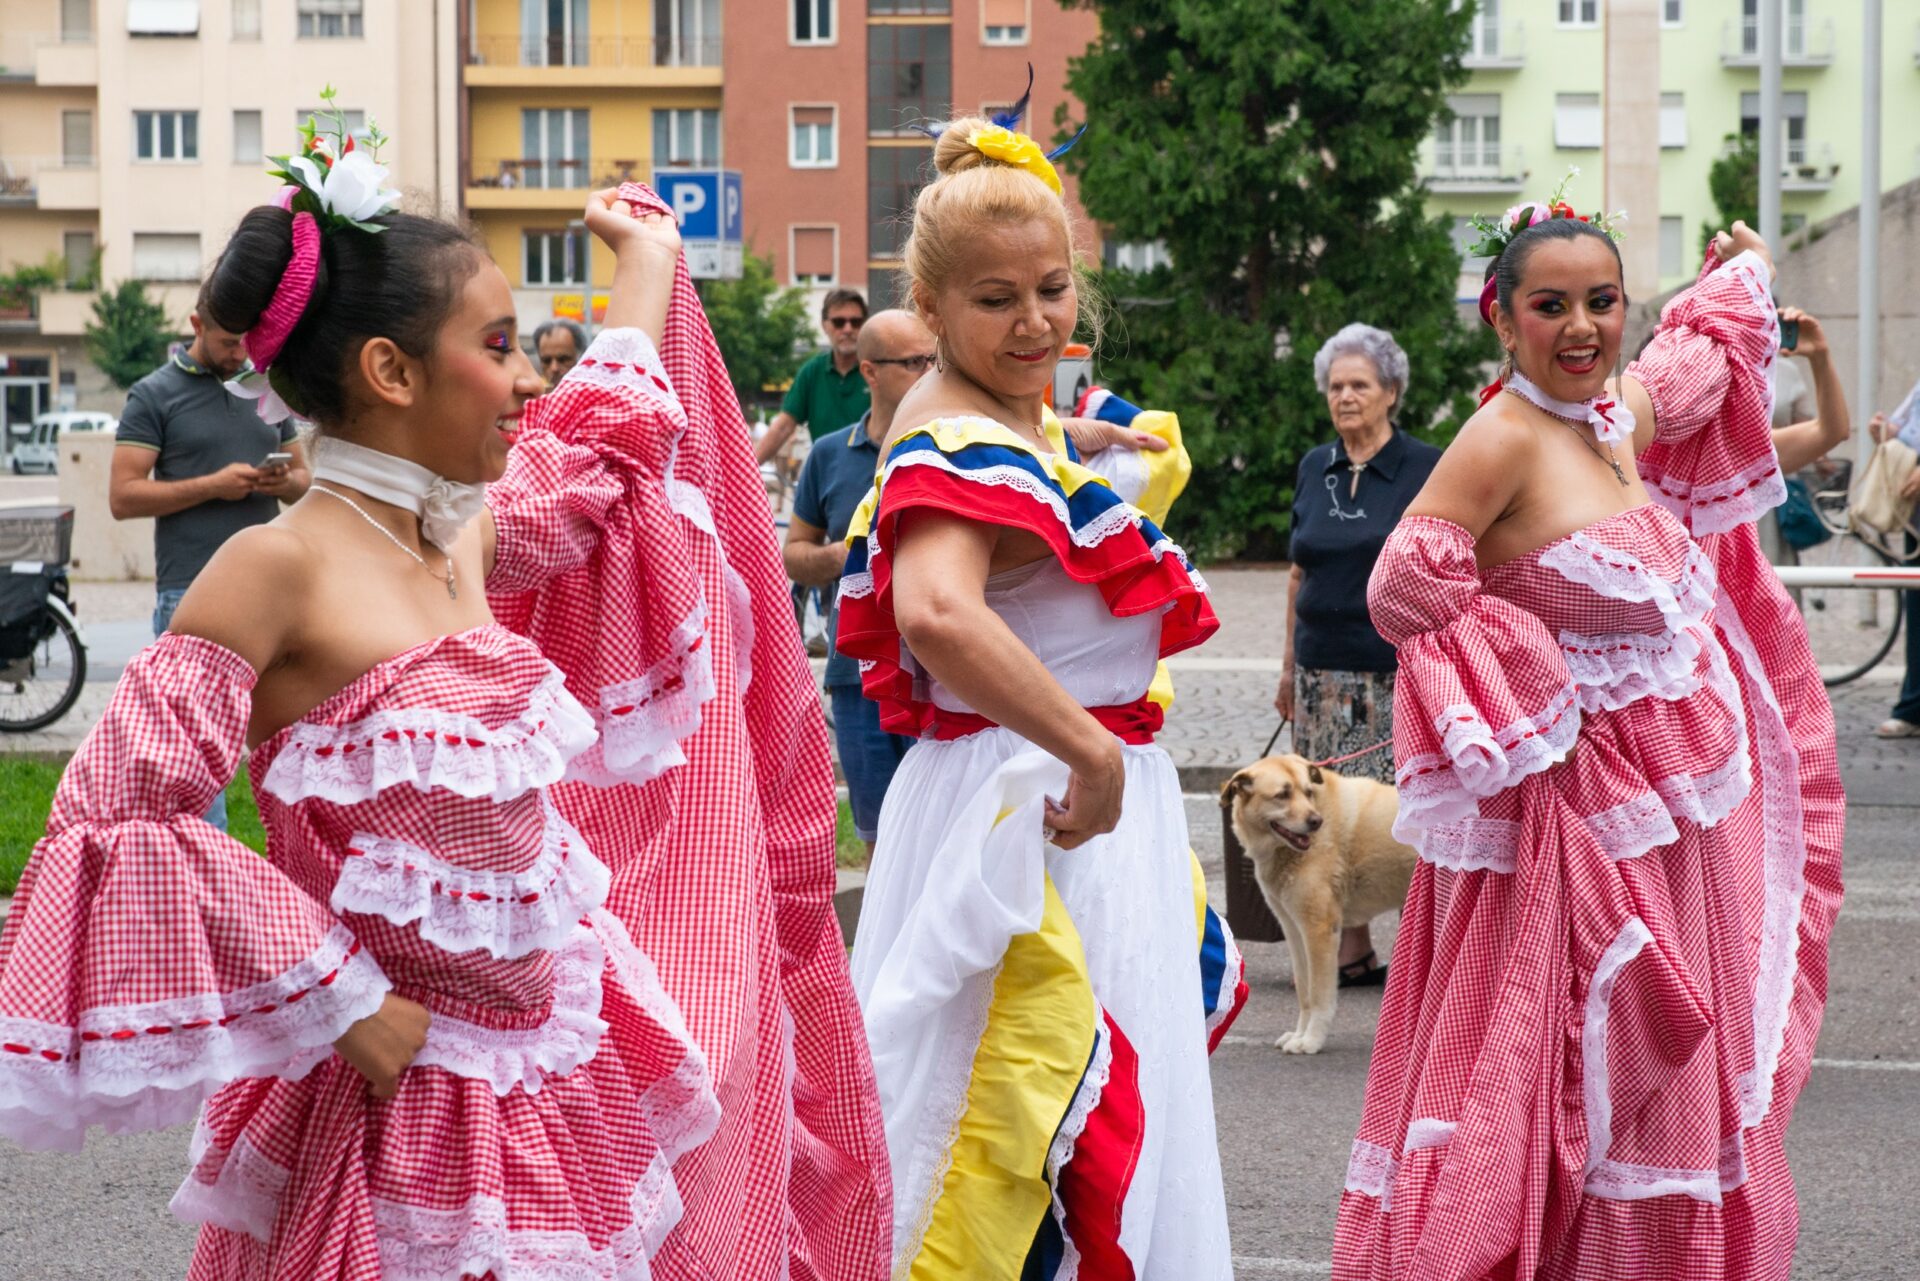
1770,309,1850,475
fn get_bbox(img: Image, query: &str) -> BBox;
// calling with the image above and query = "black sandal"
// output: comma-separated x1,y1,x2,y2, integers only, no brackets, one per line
1337,950,1388,988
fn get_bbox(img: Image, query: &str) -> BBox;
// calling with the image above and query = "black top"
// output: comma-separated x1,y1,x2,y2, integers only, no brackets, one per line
1288,427,1442,673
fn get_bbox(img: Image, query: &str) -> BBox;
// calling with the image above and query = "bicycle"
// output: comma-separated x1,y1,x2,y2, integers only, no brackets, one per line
0,504,87,732
1792,463,1912,688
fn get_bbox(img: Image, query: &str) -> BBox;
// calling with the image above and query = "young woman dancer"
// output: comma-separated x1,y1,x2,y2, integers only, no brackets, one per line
1334,194,1844,1280
0,115,886,1278
837,119,1246,1279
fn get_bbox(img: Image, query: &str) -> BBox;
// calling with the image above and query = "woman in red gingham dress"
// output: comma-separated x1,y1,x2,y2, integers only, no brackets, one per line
0,159,886,1280
1333,208,1843,1280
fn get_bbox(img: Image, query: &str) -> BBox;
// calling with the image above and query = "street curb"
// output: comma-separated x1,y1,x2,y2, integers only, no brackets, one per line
833,869,865,944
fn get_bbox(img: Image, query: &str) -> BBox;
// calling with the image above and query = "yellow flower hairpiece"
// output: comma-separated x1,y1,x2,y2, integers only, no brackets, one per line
966,124,1063,195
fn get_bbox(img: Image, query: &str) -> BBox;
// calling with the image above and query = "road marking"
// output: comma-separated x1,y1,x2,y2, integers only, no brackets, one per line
1166,656,1288,673
1813,1057,1920,1072
1232,1258,1333,1276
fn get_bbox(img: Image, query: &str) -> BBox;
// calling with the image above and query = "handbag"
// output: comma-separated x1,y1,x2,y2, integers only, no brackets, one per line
1776,476,1831,551
1850,438,1920,544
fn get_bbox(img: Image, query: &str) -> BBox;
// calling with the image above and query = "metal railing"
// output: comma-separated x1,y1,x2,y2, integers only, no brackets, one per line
466,34,720,70
470,156,654,191
1461,19,1525,67
1723,15,1835,65
1427,141,1525,187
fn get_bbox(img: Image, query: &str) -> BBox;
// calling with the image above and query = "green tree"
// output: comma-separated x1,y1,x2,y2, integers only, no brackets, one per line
0,256,64,313
1059,0,1494,558
84,280,175,390
1702,132,1760,255
695,251,813,417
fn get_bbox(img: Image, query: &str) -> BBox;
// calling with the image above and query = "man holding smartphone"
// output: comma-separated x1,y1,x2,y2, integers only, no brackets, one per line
109,292,309,828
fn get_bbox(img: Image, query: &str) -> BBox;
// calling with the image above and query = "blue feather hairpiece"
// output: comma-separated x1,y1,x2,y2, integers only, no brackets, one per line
912,63,1089,161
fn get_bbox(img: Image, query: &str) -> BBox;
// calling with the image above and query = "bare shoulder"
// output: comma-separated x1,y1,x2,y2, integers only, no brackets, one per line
166,521,317,672
1403,398,1539,536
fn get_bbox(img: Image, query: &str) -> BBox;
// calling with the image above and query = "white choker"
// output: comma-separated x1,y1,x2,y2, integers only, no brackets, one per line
308,436,486,553
1504,369,1637,444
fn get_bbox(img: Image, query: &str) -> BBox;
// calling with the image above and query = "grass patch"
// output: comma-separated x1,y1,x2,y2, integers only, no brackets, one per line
1,757,864,894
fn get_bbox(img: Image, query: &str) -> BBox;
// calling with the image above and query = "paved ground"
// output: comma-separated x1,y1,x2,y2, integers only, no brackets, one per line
2,563,1916,1277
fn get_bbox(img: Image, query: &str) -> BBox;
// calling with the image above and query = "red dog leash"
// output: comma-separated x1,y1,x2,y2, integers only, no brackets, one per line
1261,717,1392,770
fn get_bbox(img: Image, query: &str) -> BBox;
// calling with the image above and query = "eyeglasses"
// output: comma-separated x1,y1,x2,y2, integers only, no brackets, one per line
827,315,866,330
870,353,937,372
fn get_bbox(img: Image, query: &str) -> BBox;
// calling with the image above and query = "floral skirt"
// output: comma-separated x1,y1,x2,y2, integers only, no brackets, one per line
1293,666,1396,783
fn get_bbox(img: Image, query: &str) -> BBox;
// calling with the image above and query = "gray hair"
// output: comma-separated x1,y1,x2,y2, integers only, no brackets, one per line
532,318,587,354
1312,323,1409,409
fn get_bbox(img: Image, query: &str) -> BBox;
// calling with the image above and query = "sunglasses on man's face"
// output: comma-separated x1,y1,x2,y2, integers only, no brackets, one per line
827,315,866,330
870,353,937,372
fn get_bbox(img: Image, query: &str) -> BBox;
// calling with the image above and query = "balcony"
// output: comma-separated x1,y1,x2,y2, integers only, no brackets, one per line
0,32,98,85
1424,143,1527,195
465,34,722,88
1461,20,1524,71
34,289,98,338
467,156,654,210
1780,142,1839,193
0,157,102,210
1721,16,1834,68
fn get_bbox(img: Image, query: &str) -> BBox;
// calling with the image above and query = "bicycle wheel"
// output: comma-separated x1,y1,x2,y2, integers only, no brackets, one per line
0,608,86,732
1791,532,1904,687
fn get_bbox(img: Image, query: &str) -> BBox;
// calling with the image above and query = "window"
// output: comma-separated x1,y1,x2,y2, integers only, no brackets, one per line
297,0,363,39
1433,94,1502,174
135,110,199,161
1102,241,1171,273
1557,0,1598,26
793,0,832,44
524,228,588,286
1740,91,1808,165
233,110,263,163
1659,216,1684,277
652,108,720,168
523,108,591,188
1659,93,1686,149
982,0,1027,44
127,0,200,35
790,106,836,168
983,26,1026,44
1554,93,1603,149
61,111,92,165
296,107,369,144
1450,218,1492,275
132,233,202,281
61,0,91,40
869,146,932,259
867,267,908,311
1466,0,1503,59
791,226,837,285
656,0,720,66
870,0,949,13
524,0,588,66
232,0,260,38
1740,0,1806,57
868,24,952,134
63,231,96,287
1661,0,1682,26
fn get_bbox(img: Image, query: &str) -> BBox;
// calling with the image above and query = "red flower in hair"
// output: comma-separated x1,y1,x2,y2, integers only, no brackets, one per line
1550,201,1576,219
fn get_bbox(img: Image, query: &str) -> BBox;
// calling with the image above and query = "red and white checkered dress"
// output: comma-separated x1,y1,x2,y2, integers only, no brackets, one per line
0,626,720,1280
1334,249,1843,1281
484,180,891,1281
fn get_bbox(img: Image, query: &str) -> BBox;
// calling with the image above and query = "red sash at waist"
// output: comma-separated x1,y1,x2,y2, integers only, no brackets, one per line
928,697,1164,745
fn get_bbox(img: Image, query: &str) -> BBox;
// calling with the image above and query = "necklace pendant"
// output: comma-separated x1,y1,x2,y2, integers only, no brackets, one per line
446,575,458,601
1609,458,1628,488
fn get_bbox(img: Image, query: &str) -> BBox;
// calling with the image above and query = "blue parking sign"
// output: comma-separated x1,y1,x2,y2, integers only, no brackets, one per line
654,171,720,239
650,169,744,279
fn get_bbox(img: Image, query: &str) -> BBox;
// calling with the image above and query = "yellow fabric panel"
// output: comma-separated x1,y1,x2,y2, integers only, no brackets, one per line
911,875,1097,1281
1126,410,1191,528
844,484,879,544
1189,848,1209,948
1147,660,1176,712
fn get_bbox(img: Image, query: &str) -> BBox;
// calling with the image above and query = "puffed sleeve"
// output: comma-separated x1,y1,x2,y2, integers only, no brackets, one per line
1627,247,1785,535
1064,391,1194,529
1367,517,1580,842
485,328,715,788
0,635,388,1151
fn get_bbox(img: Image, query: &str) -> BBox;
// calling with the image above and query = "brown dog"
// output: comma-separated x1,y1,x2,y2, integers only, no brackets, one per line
1223,755,1417,1054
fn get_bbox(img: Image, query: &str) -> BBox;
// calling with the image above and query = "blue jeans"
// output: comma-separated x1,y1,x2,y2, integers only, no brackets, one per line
829,684,914,843
154,587,230,833
1893,586,1920,726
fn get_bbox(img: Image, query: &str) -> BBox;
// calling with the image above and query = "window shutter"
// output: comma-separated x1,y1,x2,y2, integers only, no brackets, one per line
982,0,1024,25
793,227,835,279
793,106,834,129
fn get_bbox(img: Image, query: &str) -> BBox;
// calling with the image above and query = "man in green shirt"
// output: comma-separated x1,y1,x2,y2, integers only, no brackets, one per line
754,289,870,465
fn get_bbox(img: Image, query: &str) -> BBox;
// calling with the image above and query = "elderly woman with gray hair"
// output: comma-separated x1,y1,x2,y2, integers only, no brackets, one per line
1275,323,1441,984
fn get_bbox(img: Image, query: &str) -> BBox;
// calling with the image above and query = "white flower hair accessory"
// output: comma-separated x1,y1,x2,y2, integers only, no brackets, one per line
266,84,401,232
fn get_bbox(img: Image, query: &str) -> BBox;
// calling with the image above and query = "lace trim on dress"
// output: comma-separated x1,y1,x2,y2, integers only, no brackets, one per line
0,925,389,1151
1042,1012,1115,1281
263,668,597,806
412,926,608,1097
1580,917,1654,1183
1653,739,1752,830
369,1148,683,1281
1558,623,1707,713
588,907,720,1159
170,1122,292,1242
330,801,611,962
1586,1156,1724,1205
1416,819,1520,875
1538,532,1719,634
1641,451,1787,539
1582,792,1682,861
567,327,686,425
1344,1139,1396,1204
1393,683,1581,841
565,602,716,790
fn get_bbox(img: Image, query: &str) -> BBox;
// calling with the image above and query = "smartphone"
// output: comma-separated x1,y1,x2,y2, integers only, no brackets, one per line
261,451,293,470
1778,313,1799,352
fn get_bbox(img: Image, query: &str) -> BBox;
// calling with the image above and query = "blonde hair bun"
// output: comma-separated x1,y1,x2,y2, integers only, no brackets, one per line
933,117,996,177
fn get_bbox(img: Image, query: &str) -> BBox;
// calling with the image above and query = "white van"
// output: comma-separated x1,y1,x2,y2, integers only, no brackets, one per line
9,411,116,475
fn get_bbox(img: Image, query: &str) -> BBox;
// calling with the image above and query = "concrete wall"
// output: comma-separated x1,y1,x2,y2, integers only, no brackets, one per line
58,429,151,581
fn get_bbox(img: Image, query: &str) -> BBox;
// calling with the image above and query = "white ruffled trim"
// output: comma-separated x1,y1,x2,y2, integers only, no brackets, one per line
565,602,715,790
1559,623,1706,713
1344,1138,1396,1205
0,925,389,1151
412,926,608,1096
1580,917,1654,1183
838,569,874,602
588,907,720,1159
1642,451,1787,539
1539,532,1720,634
1586,1156,1723,1205
565,328,686,426
330,801,610,962
170,1122,291,1241
1653,740,1752,830
1416,819,1519,875
1392,683,1582,844
369,1148,683,1281
1581,792,1681,861
1043,1008,1115,1281
1204,917,1246,1038
263,668,597,806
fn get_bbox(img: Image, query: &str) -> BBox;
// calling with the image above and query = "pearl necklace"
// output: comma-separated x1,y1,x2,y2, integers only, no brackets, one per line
310,483,458,600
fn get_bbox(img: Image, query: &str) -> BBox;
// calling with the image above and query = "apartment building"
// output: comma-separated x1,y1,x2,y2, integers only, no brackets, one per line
721,0,1099,313
1428,0,1920,297
0,0,454,426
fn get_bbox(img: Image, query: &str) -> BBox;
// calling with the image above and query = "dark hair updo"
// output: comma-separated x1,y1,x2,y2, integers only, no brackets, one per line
1481,216,1627,322
201,208,483,427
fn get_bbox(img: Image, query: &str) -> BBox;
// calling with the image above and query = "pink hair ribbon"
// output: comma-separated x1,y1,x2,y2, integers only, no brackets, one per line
1477,275,1499,328
245,211,320,372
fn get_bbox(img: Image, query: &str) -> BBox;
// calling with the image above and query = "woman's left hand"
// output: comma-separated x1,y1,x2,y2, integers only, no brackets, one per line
1059,416,1171,456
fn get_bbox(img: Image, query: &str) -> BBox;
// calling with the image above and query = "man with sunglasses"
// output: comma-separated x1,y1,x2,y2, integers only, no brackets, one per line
784,309,933,855
755,288,871,465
